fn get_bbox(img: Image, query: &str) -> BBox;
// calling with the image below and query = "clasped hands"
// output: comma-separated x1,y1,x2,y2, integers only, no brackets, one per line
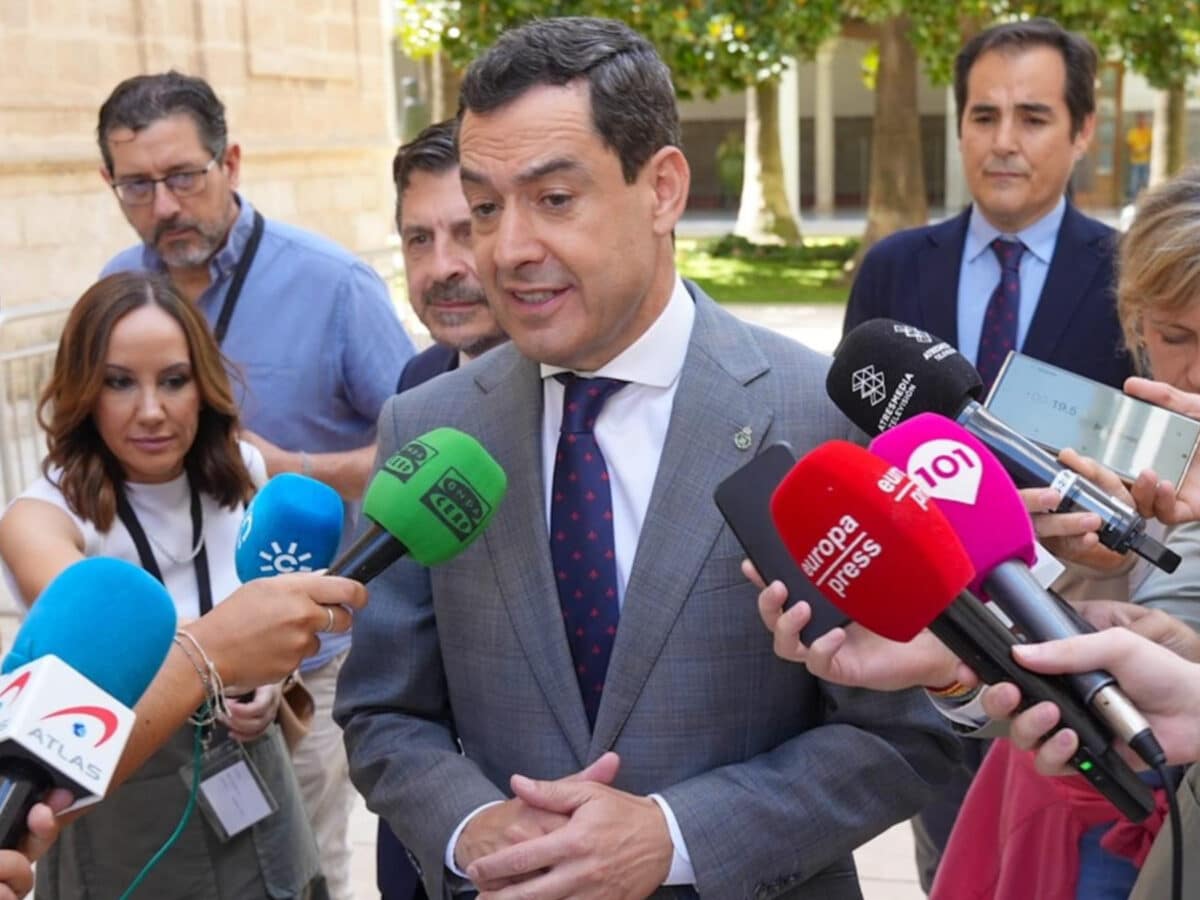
453,752,674,900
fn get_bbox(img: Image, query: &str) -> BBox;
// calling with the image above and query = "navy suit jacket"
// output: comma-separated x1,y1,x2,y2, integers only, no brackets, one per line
396,343,458,393
843,204,1134,389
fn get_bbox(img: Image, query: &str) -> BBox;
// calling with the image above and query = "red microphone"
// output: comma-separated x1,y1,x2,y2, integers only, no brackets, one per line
769,440,1155,822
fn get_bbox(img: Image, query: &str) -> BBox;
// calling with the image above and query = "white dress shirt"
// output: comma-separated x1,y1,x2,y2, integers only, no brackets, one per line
445,277,698,886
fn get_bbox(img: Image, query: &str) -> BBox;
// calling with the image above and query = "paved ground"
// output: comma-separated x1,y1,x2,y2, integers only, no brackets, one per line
5,300,926,898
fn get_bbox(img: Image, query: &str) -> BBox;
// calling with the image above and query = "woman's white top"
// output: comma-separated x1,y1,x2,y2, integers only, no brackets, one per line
3,442,266,620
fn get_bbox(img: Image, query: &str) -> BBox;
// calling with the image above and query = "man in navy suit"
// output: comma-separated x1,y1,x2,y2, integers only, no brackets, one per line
844,19,1135,891
845,19,1133,392
393,120,507,395
377,119,507,900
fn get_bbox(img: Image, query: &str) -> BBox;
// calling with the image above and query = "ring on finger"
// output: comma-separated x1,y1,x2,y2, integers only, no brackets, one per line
322,606,336,633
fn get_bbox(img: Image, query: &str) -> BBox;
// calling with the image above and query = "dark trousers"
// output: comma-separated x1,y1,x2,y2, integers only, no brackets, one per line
378,818,428,900
912,737,991,893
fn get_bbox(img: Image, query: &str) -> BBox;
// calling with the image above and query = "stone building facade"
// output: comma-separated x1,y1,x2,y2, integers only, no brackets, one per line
1,0,398,310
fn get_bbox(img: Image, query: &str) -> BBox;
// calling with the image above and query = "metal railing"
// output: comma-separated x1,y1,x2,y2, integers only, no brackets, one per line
0,302,71,505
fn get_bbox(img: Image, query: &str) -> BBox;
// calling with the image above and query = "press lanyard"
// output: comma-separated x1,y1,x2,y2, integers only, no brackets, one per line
212,210,265,348
116,479,213,616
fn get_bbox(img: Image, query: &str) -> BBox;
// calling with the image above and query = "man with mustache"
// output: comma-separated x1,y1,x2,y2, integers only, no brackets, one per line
95,71,414,900
841,19,1135,893
391,119,507,396
376,118,506,900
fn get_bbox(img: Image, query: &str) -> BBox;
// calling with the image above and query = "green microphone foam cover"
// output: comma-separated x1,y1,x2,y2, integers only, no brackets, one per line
362,427,507,565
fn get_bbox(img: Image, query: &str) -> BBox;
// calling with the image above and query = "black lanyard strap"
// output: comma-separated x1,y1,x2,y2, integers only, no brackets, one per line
213,210,264,347
115,478,213,615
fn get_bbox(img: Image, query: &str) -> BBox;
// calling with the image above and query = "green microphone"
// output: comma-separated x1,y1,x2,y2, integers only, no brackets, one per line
328,427,507,582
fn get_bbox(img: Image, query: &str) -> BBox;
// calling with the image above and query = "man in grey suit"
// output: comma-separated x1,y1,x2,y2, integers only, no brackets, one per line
335,16,958,899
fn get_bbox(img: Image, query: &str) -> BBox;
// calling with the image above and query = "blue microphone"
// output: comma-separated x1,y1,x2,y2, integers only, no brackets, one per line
0,557,177,846
236,474,344,583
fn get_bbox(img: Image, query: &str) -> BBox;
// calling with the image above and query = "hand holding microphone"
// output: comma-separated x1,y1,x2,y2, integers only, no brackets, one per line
981,627,1200,773
769,440,1157,821
829,319,1180,572
748,559,968,691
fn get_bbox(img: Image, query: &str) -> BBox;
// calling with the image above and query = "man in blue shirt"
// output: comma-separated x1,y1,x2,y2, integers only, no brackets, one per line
97,71,414,900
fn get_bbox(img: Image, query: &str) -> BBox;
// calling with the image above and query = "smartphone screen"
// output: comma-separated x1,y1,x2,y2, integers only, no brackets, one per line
984,352,1200,485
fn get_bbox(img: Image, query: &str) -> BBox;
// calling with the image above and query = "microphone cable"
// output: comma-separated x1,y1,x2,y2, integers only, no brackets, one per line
1151,762,1184,900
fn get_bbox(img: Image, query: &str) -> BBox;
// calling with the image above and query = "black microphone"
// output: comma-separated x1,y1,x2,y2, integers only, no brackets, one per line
828,319,1179,573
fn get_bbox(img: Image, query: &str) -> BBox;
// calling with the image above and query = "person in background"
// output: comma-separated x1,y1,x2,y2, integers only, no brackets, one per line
95,72,414,898
376,118,507,900
1126,113,1152,201
843,19,1135,888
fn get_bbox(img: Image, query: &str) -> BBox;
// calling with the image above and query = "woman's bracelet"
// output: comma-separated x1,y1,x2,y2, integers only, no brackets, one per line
175,629,229,725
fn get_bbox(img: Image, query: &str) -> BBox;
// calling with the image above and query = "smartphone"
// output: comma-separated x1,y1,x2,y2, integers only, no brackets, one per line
713,443,850,645
984,352,1200,485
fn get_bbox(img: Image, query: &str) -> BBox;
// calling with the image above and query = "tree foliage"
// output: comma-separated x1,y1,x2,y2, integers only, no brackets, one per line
399,1,842,98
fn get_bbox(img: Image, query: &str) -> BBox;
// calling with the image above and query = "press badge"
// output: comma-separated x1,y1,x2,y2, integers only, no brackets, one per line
179,737,277,841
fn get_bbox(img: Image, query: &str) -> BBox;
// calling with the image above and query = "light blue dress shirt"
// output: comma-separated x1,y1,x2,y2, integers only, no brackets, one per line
103,194,415,668
956,197,1066,367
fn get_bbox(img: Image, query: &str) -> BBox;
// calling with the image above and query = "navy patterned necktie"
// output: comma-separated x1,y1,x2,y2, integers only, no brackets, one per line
976,238,1026,392
550,373,626,728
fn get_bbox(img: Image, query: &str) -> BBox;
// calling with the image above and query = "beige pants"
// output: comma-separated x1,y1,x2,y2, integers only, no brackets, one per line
1130,763,1199,899
292,650,356,900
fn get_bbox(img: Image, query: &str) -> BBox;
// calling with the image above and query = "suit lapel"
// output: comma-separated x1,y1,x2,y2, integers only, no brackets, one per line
1022,204,1105,361
916,209,970,346
475,350,592,764
589,288,775,755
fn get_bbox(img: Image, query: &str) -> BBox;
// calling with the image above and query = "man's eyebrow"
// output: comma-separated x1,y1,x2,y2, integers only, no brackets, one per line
459,157,586,188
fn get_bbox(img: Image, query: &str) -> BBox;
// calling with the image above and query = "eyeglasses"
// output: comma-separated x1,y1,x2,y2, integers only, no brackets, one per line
111,158,219,206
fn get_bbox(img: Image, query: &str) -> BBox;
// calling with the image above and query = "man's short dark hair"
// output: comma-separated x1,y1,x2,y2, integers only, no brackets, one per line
97,71,228,173
459,16,680,184
954,18,1097,138
392,119,459,226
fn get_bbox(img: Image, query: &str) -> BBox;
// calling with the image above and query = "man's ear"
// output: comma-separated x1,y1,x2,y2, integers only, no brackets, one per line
99,165,113,187
223,143,242,190
647,146,690,237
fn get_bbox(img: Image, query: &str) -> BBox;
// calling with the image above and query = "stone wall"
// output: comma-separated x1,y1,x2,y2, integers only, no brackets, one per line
0,0,398,310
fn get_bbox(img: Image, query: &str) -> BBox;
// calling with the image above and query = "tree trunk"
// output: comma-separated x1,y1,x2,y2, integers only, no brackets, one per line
852,15,927,271
735,80,802,245
1166,83,1187,177
430,52,464,121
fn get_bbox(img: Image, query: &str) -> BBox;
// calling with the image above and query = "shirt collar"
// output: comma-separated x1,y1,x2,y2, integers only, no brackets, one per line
136,192,254,280
540,275,695,389
964,196,1066,266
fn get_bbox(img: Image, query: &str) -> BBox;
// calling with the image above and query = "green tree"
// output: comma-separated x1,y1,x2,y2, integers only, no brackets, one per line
398,1,843,244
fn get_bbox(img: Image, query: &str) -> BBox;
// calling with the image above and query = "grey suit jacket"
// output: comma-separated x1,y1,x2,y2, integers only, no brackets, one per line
335,282,959,899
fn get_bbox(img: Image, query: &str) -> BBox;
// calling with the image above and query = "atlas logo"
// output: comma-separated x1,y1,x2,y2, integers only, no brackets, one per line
40,704,119,749
800,514,883,598
851,366,887,406
385,439,439,484
256,540,315,575
421,468,491,542
893,324,933,343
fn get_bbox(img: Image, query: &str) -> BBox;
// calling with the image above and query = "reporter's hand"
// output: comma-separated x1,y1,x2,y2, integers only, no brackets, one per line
748,560,972,691
0,788,73,899
1125,377,1200,524
188,574,366,689
983,627,1200,773
1071,600,1200,663
221,683,283,742
1022,449,1135,572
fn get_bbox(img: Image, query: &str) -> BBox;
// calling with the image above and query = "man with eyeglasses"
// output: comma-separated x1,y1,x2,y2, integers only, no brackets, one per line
96,70,414,900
